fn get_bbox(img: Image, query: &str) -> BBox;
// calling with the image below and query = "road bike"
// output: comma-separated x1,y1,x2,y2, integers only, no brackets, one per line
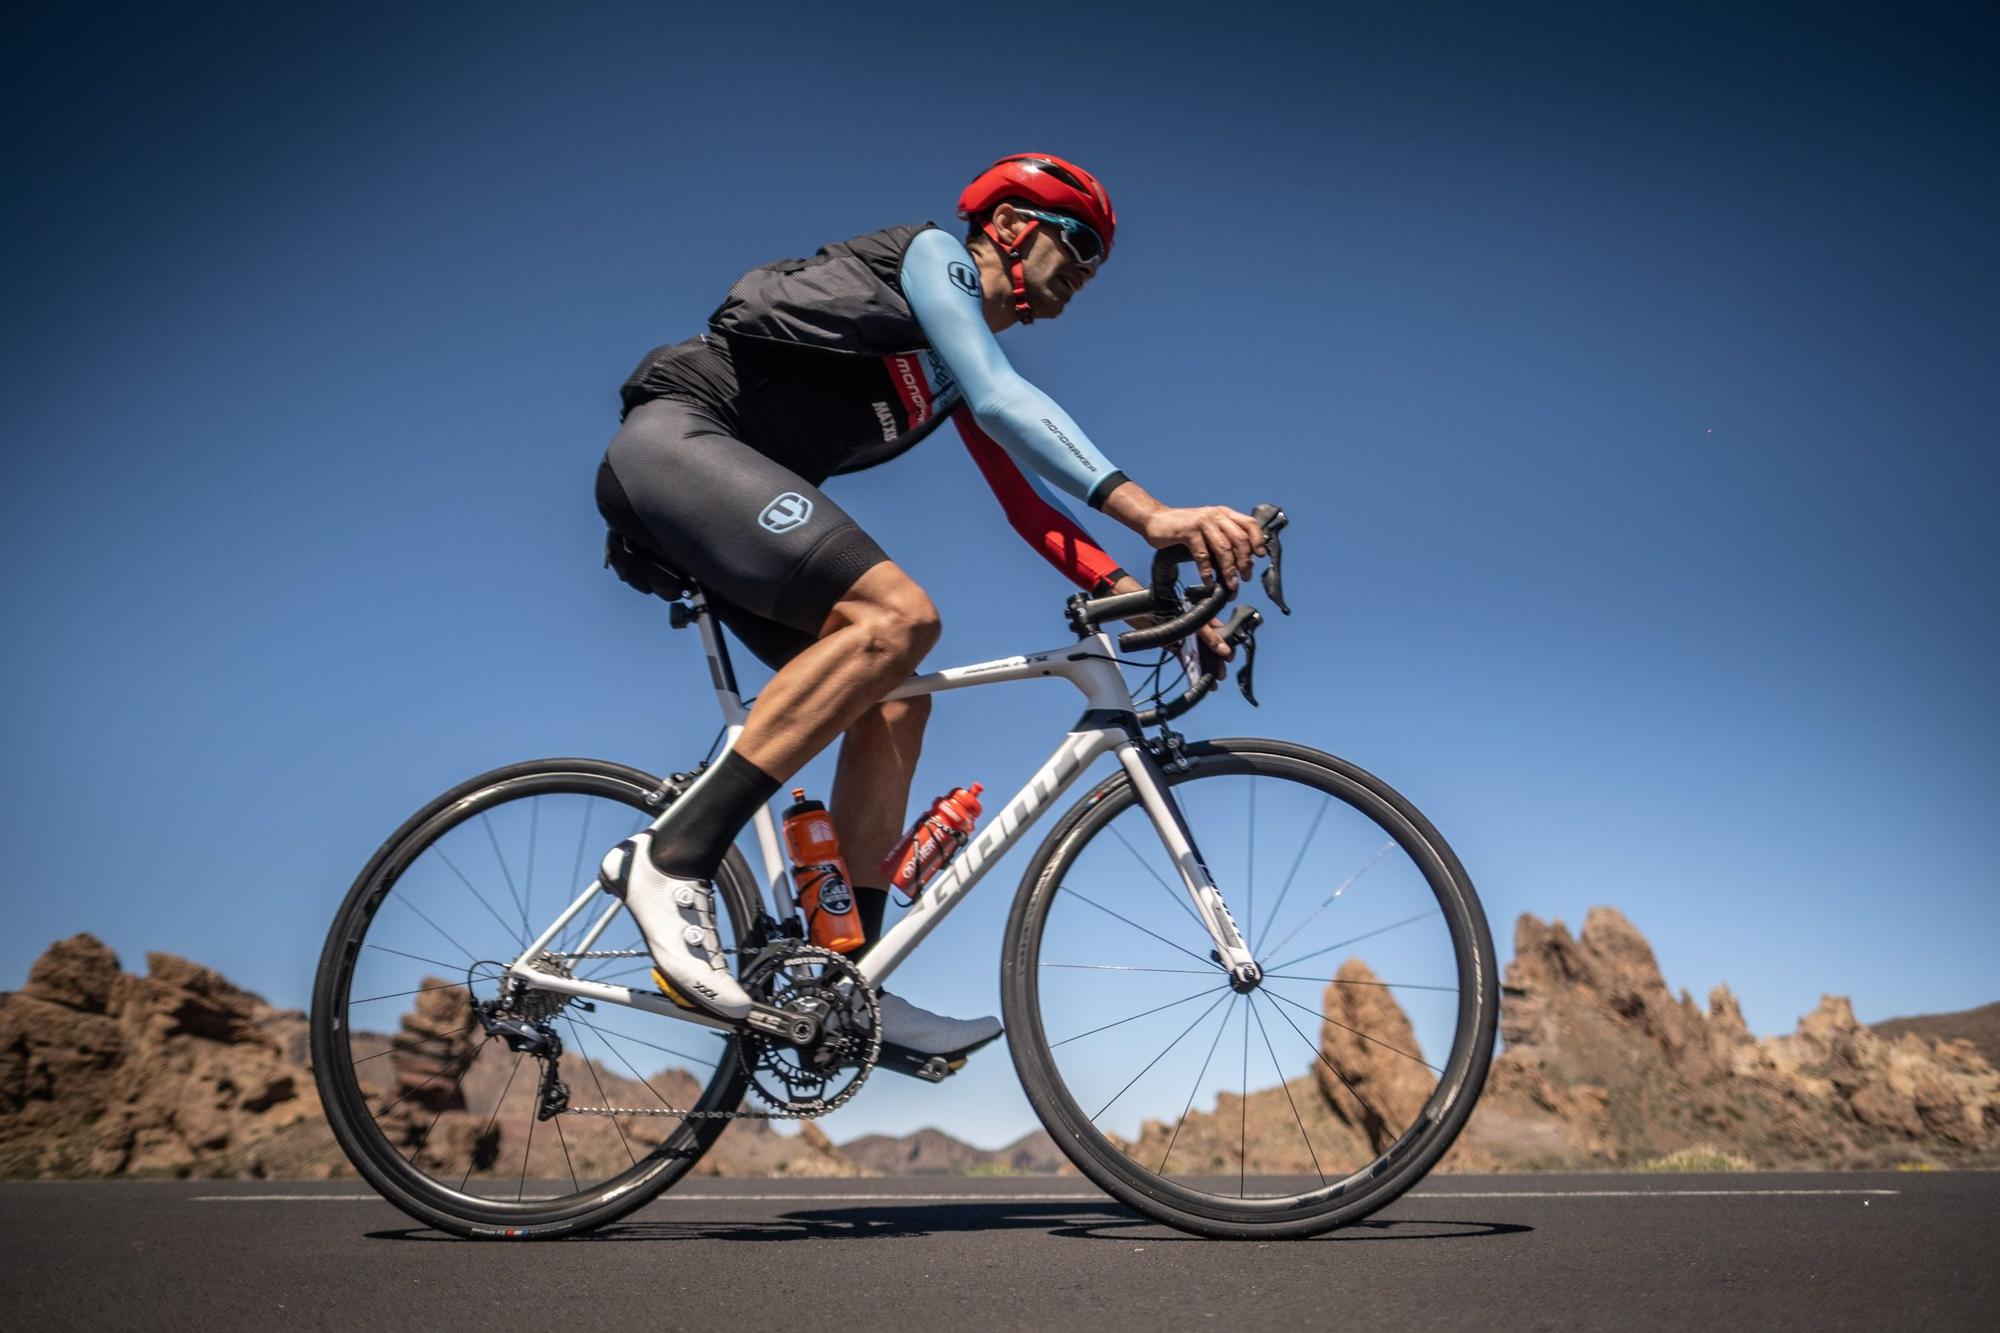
310,505,1499,1239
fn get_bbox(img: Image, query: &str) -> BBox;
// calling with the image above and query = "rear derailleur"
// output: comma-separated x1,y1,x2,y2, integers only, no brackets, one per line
475,999,571,1121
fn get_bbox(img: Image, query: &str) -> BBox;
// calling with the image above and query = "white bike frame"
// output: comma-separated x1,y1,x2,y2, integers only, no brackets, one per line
503,598,1257,1034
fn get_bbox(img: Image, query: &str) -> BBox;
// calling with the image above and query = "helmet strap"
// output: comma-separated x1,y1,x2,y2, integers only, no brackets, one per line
980,217,1041,325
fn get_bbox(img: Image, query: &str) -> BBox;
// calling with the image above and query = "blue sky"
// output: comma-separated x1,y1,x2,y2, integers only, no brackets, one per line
3,2,1994,1148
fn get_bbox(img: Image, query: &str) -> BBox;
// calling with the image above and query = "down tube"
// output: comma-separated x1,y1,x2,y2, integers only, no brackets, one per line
856,726,1126,989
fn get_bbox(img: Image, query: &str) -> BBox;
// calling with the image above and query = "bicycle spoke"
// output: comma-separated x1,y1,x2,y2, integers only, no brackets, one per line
563,799,597,957
1239,993,1249,1196
363,942,475,975
407,1041,484,1166
516,1082,537,1201
1091,990,1231,1123
480,812,530,942
461,1051,525,1190
1246,780,1256,951
525,799,539,954
1251,791,1331,956
435,845,529,952
563,1016,636,1168
1259,974,1458,992
386,895,483,967
348,981,472,1009
551,1113,580,1194
1040,963,1219,975
1106,824,1205,934
1256,839,1395,966
352,1020,481,1065
1265,907,1442,976
1057,884,1222,973
370,1039,481,1121
1264,986,1441,1075
1051,983,1232,1049
1251,994,1325,1185
1159,994,1234,1175
583,1020,703,1119
569,1015,723,1073
1261,987,1395,1132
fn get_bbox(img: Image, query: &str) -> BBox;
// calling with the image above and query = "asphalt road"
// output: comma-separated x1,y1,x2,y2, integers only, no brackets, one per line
1,1173,1993,1330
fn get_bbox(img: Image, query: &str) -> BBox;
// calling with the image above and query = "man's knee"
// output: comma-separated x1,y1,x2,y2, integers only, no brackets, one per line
824,565,942,668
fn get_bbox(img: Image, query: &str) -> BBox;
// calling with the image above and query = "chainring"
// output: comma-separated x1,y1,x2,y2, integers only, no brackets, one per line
736,944,880,1116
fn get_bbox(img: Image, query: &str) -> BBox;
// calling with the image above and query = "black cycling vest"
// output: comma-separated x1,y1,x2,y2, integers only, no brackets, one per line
620,224,964,485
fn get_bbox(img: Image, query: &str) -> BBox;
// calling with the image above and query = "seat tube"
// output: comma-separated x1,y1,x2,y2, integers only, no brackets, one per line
1113,740,1262,987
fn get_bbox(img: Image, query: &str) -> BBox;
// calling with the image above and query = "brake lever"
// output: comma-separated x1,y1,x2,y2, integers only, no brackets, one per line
1214,605,1264,706
1250,503,1291,616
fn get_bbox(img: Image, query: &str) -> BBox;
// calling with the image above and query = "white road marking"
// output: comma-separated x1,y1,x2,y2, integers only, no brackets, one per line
191,1186,1902,1204
1412,1189,1901,1199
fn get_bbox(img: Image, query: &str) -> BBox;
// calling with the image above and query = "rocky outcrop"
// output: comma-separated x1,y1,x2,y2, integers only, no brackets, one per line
7,920,1994,1179
1109,907,2000,1175
1451,909,2000,1168
0,937,859,1180
0,935,317,1177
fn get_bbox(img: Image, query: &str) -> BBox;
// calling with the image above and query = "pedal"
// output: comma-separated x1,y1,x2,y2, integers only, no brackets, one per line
877,1047,966,1083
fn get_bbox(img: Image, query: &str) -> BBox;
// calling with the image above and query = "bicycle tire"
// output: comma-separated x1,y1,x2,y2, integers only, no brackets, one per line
1001,738,1497,1240
310,757,757,1239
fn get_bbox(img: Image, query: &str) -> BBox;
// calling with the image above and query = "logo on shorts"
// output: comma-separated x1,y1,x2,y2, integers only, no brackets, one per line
760,492,813,533
948,261,981,298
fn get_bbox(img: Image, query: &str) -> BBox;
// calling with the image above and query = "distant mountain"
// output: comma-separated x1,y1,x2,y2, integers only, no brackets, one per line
1871,1002,2000,1072
840,1126,1065,1176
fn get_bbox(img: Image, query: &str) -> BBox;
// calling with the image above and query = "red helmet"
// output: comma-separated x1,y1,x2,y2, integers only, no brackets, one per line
957,152,1116,258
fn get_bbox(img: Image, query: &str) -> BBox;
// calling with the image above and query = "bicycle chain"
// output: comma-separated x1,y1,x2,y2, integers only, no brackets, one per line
553,944,875,1123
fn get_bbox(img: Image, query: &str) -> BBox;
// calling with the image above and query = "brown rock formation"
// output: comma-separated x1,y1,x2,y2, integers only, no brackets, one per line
0,935,317,1177
1108,907,2000,1175
0,937,859,1180
1317,958,1437,1151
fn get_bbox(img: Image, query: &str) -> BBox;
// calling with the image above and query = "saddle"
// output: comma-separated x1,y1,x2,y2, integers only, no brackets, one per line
603,530,696,604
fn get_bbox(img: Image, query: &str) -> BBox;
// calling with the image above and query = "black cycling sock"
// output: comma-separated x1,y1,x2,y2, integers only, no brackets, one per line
649,750,781,880
852,885,889,956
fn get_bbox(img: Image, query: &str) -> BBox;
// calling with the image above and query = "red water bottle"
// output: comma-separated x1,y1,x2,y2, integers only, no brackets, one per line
782,789,864,954
881,784,985,898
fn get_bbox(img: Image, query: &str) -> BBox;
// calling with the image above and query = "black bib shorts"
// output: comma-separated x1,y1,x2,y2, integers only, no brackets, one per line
596,396,890,669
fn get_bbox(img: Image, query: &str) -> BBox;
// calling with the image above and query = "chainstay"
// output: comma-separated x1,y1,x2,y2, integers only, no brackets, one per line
560,1103,823,1121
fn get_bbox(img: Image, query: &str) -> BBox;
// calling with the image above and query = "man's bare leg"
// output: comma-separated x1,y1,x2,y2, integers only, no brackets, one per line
830,695,932,879
730,562,939,782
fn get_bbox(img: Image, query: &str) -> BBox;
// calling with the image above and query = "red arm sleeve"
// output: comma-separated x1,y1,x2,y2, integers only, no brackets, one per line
956,407,1128,595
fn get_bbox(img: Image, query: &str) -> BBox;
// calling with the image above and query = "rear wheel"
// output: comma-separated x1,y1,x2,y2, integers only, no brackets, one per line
310,758,757,1238
1002,738,1497,1239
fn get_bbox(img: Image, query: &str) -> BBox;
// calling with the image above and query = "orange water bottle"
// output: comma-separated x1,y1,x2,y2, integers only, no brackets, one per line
782,789,864,953
881,783,985,898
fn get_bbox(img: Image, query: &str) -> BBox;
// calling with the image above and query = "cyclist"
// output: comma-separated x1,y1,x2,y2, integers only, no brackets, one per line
594,153,1267,1072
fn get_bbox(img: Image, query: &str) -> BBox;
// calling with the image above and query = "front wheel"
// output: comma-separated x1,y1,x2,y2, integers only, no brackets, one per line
1002,738,1497,1239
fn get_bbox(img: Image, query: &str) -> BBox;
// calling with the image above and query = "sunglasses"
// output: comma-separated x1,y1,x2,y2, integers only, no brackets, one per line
1011,207,1107,266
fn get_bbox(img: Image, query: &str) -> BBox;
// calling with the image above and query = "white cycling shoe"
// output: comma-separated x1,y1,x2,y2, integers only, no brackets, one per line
596,831,753,1023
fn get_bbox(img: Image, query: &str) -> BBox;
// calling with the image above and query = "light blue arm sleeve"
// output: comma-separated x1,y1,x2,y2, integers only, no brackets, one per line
900,227,1129,508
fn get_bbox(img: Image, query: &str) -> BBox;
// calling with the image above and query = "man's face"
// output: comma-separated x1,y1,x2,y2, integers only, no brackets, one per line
994,203,1098,321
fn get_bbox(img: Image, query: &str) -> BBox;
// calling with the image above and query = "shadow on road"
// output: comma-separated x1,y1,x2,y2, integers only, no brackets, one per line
367,1201,1534,1244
